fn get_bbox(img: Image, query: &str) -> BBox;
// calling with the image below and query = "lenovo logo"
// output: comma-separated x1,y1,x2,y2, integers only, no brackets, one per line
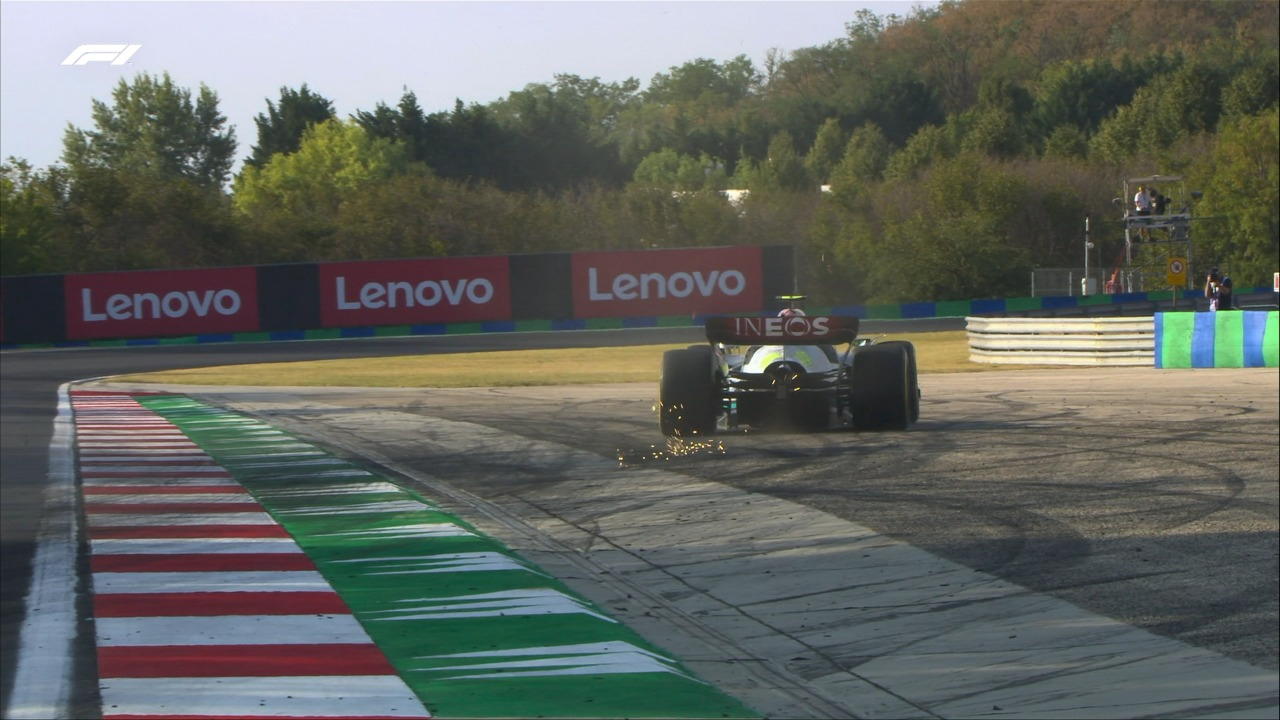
333,276,495,310
80,288,241,322
571,248,763,319
587,268,745,301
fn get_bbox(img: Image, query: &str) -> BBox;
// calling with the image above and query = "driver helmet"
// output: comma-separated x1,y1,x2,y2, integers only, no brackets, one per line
778,307,806,318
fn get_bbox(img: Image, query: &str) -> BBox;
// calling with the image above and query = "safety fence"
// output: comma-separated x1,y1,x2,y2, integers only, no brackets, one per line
1029,268,1116,297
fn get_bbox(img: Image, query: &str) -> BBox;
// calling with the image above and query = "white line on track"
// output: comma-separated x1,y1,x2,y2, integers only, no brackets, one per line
96,614,372,646
87,512,278,526
91,570,334,594
98,676,430,718
90,538,303,554
3,384,80,720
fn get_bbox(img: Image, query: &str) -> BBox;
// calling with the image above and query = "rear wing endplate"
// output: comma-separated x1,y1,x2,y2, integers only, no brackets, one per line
705,315,860,345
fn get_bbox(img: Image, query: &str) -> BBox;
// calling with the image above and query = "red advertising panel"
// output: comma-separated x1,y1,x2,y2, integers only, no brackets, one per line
65,268,260,340
318,256,511,327
572,247,763,318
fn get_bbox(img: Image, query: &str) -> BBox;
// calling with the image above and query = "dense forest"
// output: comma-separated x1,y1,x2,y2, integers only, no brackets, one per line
2,0,1277,305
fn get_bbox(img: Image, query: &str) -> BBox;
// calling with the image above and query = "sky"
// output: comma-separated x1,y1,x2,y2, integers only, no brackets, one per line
1,1,931,173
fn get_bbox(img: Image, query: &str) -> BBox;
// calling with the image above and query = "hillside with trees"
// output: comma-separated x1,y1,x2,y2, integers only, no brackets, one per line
3,0,1277,306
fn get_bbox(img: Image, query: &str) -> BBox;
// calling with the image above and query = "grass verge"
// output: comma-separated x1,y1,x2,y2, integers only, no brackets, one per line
112,330,1009,388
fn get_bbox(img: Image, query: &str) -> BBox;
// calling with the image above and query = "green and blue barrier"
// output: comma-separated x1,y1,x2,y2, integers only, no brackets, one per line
1155,311,1279,368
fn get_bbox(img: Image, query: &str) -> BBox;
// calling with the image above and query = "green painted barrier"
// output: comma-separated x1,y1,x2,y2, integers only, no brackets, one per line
1214,313,1245,367
1155,311,1279,368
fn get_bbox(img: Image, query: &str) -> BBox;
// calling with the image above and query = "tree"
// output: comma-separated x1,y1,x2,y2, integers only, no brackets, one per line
958,107,1025,158
858,76,946,147
752,131,811,191
616,57,762,173
1,159,69,275
644,56,760,105
1033,58,1130,136
1194,108,1279,286
485,74,640,190
828,122,891,209
805,119,847,185
552,73,642,135
246,84,336,168
77,170,241,271
62,72,236,188
437,100,520,187
354,90,433,165
1042,124,1089,159
619,184,690,249
633,149,726,191
676,189,741,247
976,76,1034,118
907,0,993,113
331,173,533,260
883,125,951,182
356,94,520,187
1219,62,1279,122
1157,60,1224,137
865,155,1031,302
232,119,415,261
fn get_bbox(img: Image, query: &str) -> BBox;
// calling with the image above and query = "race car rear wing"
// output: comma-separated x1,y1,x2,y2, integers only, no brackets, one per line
705,315,860,345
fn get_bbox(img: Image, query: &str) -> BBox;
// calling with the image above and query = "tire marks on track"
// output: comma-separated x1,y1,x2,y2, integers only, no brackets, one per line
258,372,1277,673
191,388,1278,719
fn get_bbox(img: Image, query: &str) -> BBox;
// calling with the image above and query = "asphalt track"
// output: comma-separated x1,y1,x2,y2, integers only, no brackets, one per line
3,320,1277,718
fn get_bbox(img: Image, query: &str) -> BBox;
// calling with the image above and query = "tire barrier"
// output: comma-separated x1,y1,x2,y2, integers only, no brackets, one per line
965,316,1155,366
1155,311,1279,368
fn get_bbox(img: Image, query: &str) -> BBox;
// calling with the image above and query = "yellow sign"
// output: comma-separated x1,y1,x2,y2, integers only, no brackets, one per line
1167,257,1187,286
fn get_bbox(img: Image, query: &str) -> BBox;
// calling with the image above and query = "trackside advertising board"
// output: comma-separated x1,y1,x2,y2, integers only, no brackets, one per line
318,256,511,327
65,267,260,340
2,246,790,344
572,247,763,318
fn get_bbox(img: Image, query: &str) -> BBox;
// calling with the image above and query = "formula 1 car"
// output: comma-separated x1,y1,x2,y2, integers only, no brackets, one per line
658,312,919,437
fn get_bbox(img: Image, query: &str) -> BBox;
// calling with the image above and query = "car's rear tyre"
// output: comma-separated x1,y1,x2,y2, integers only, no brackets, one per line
849,341,917,431
882,340,920,423
659,346,718,438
